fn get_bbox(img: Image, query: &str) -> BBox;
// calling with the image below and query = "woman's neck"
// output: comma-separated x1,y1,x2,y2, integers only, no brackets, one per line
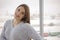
15,19,20,23
13,19,21,27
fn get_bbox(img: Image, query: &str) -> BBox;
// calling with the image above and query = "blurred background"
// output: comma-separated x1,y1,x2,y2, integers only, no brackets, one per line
44,0,60,40
0,0,60,40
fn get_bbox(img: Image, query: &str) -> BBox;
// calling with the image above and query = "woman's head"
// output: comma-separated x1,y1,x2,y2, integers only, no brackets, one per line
14,4,30,23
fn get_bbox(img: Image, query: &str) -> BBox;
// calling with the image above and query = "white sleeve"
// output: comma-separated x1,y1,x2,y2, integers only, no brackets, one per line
26,24,41,40
0,20,9,40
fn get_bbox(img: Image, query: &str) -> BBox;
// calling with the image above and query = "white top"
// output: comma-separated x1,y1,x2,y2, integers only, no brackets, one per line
0,19,41,40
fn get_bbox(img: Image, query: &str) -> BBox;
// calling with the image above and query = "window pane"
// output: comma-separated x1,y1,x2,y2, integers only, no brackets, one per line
44,0,60,40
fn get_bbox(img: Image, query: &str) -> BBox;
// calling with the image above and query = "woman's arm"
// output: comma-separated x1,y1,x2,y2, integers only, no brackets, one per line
26,23,41,40
0,20,9,40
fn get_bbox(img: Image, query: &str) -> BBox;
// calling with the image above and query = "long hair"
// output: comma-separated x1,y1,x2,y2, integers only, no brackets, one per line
17,4,30,24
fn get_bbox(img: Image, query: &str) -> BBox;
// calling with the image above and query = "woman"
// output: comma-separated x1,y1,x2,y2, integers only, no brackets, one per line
0,4,41,40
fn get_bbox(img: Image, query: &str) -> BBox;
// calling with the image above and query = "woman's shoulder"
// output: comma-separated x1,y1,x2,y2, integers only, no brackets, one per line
23,23,33,29
24,23,31,26
23,23,35,32
3,19,12,30
5,19,12,24
5,19,11,23
4,19,12,26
